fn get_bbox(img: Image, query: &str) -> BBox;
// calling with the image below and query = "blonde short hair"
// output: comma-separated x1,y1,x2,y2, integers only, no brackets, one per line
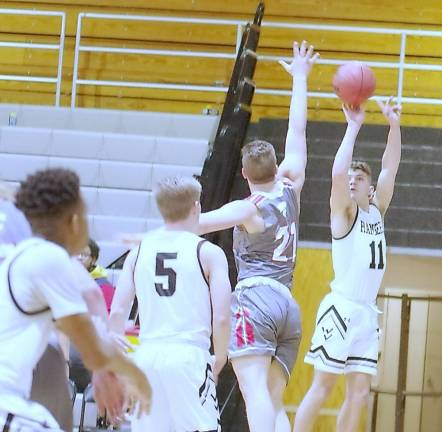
350,160,372,181
241,140,277,184
154,176,202,222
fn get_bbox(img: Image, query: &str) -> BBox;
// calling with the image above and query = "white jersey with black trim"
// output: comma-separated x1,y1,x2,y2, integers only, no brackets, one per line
330,204,386,304
0,238,88,405
133,229,212,350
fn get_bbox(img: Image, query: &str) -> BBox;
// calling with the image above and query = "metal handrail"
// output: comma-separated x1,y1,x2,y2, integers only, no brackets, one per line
0,8,66,106
71,12,442,108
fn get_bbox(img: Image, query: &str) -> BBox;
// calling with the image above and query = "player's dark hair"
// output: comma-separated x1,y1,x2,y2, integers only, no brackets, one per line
88,238,100,260
16,168,81,220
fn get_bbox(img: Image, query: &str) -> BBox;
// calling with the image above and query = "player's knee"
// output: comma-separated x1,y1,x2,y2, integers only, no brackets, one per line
238,376,268,403
311,374,336,400
346,386,370,406
269,387,284,411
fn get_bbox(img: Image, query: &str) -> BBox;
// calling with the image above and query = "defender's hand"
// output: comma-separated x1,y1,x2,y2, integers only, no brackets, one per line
279,40,320,78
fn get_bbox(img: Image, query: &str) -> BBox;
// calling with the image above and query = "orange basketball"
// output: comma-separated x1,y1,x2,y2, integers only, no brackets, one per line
332,61,376,107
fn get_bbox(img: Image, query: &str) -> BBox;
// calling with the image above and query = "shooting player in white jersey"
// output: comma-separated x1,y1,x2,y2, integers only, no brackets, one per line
0,168,151,431
197,41,319,432
109,176,231,432
294,98,402,432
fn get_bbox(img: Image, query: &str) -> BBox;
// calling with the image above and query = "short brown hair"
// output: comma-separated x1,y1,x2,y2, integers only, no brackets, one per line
350,160,372,180
154,176,201,222
241,140,277,184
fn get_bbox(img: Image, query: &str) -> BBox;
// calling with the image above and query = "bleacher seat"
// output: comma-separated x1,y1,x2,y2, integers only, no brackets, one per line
0,104,219,265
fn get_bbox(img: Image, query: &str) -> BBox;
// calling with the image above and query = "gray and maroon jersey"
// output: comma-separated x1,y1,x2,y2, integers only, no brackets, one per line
233,181,299,289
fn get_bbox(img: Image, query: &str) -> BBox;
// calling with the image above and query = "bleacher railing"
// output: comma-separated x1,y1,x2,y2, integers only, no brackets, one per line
0,8,66,106
71,12,442,107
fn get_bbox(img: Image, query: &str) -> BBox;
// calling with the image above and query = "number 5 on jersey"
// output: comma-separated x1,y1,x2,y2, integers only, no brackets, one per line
155,252,177,296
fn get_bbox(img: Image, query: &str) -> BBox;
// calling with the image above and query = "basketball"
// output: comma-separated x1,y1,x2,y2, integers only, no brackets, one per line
332,61,376,107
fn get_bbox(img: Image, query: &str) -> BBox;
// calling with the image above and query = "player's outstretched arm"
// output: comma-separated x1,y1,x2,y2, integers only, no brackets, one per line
198,199,259,235
201,242,231,381
330,106,364,235
56,313,151,416
278,40,319,204
373,97,402,216
109,247,138,335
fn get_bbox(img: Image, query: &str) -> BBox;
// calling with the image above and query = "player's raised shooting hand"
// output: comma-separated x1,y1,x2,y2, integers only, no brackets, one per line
342,104,365,128
377,96,401,127
279,40,319,78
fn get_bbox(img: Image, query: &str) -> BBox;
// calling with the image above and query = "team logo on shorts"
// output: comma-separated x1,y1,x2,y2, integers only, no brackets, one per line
317,305,347,342
234,306,255,348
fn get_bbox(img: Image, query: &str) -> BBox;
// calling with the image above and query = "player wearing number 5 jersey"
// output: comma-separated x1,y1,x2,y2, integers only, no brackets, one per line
199,41,319,432
109,176,231,432
294,99,402,432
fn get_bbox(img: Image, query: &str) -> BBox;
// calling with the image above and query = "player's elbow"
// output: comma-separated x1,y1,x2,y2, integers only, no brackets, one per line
108,310,126,334
213,312,230,330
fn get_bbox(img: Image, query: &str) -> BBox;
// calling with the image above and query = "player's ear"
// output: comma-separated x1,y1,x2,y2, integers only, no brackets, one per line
70,212,80,235
241,167,247,179
368,185,375,200
192,200,201,215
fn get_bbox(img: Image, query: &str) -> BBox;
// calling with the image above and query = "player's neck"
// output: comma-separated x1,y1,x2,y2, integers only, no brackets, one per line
248,178,277,194
164,219,198,234
355,198,370,212
32,227,73,255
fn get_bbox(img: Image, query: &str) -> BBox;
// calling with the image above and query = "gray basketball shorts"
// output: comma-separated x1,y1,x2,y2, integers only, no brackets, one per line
229,279,301,378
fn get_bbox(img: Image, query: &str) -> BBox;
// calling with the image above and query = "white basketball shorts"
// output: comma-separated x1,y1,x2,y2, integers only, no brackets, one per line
131,342,221,432
305,292,380,376
0,395,61,431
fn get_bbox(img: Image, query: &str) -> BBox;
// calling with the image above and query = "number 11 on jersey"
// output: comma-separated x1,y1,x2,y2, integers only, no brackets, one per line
369,241,384,270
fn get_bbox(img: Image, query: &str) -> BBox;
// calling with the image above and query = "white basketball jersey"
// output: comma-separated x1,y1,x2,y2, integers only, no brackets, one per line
330,204,386,304
0,238,87,402
133,230,212,350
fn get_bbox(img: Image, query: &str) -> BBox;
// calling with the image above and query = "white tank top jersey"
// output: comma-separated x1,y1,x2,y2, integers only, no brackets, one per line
0,238,88,403
133,230,212,350
330,204,386,304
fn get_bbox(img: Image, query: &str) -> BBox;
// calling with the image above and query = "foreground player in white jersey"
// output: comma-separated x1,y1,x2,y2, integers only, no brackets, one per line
197,41,319,432
294,98,402,432
0,168,151,431
110,176,231,432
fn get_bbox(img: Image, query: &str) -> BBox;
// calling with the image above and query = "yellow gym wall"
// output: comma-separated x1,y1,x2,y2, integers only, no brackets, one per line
0,0,442,127
289,248,442,431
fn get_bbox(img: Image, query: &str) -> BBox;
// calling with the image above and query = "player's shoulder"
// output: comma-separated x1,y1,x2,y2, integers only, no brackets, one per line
245,193,266,207
15,238,72,275
198,238,226,260
369,202,383,218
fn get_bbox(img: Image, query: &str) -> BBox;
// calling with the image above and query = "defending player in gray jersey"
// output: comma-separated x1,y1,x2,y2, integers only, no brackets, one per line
199,41,319,432
294,99,402,432
234,183,298,287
